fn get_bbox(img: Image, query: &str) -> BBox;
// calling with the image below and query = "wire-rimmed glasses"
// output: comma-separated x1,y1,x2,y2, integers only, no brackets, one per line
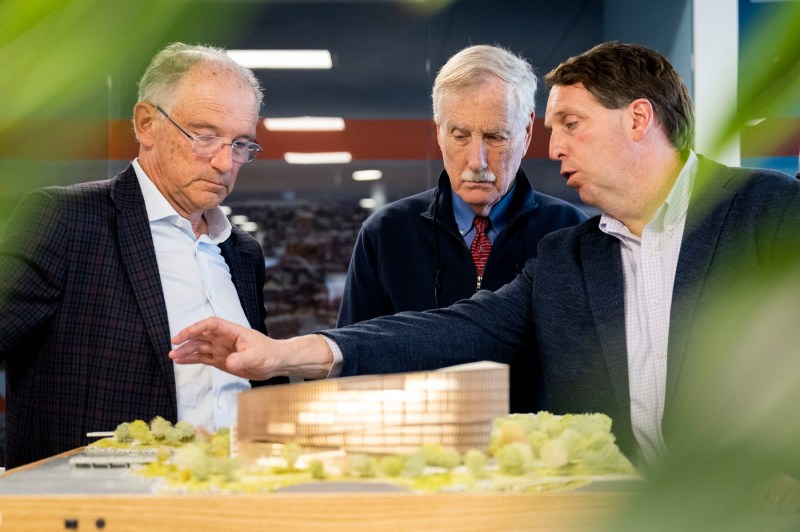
156,105,261,163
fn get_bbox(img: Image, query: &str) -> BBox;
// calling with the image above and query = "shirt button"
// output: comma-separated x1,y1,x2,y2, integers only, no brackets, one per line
650,298,659,307
666,224,674,232
658,351,667,359
175,219,184,228
217,402,223,409
646,250,654,257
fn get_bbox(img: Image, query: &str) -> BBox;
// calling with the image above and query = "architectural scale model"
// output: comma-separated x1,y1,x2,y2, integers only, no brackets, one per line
236,361,509,461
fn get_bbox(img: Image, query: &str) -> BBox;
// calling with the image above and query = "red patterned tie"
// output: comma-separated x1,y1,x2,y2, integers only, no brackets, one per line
470,216,491,289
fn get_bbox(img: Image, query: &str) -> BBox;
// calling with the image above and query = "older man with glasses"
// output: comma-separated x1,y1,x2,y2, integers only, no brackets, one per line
0,42,285,469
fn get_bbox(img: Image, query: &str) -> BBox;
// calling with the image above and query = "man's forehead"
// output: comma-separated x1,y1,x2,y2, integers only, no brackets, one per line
443,107,515,129
545,84,591,113
547,83,574,104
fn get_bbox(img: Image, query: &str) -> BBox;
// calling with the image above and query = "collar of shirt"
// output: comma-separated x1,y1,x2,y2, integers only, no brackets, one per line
451,179,517,243
132,159,232,244
599,151,698,245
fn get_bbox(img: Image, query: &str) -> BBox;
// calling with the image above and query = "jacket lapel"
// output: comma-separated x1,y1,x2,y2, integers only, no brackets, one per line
666,157,736,403
581,230,630,421
220,231,261,329
111,166,176,401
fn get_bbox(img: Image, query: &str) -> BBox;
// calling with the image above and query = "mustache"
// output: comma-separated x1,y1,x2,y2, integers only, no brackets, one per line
461,170,496,183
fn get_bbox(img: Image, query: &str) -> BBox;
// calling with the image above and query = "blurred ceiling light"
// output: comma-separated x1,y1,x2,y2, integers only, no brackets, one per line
239,221,259,232
220,205,232,215
284,152,352,164
227,50,332,69
359,198,378,209
230,214,249,224
745,117,767,126
352,169,383,181
264,117,345,131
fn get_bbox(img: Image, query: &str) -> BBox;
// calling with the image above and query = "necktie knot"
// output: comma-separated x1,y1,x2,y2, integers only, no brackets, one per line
470,216,492,280
472,216,489,234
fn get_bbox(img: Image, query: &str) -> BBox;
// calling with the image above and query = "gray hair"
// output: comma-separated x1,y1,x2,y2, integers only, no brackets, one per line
432,44,537,127
137,42,263,113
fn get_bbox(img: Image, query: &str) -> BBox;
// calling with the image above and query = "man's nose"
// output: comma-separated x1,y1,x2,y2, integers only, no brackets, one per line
467,138,488,170
210,143,235,173
548,131,566,161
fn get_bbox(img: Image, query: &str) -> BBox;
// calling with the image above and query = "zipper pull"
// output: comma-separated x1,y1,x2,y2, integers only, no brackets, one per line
476,275,482,291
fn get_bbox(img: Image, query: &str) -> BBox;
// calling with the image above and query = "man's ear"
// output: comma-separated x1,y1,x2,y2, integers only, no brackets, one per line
133,102,157,147
629,98,655,142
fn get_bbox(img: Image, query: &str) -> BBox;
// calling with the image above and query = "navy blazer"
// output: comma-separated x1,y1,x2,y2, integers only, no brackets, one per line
323,156,800,460
0,165,283,468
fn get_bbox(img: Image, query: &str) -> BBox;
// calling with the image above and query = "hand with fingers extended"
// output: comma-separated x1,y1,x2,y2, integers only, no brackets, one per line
169,317,334,381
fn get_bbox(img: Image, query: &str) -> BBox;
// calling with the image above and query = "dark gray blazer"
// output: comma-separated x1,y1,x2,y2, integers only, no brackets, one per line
323,156,800,460
0,165,284,468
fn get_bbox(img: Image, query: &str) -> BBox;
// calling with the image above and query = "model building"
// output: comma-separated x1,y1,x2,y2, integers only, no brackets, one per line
236,361,508,461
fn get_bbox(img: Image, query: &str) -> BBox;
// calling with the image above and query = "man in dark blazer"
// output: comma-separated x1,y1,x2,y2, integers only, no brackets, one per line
169,43,800,470
337,45,586,414
0,43,284,469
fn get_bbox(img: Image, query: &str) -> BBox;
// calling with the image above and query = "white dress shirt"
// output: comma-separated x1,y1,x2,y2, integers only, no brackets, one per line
133,160,251,431
599,151,697,466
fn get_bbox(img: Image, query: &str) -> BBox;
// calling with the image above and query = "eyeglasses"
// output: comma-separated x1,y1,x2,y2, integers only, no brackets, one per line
155,105,262,163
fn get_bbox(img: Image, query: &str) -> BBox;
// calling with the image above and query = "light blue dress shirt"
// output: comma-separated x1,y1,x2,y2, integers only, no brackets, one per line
133,160,251,431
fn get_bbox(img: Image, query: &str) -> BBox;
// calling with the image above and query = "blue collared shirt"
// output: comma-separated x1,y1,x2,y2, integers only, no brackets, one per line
133,159,251,432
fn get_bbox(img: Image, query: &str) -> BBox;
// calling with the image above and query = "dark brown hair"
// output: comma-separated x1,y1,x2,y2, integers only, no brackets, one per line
545,41,694,153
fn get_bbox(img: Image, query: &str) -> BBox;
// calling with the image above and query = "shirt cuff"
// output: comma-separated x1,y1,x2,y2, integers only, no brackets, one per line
319,334,343,378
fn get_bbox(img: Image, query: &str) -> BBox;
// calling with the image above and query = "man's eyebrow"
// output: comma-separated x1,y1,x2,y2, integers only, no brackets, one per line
483,125,510,135
445,120,468,131
185,119,257,141
544,109,574,125
184,118,217,130
235,132,258,142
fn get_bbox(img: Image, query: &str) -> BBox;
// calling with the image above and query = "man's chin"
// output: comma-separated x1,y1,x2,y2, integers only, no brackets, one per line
460,194,496,213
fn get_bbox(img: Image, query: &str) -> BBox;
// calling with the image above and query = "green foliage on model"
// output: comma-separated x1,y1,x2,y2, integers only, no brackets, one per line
99,412,636,493
488,412,634,475
91,416,199,450
280,442,303,471
421,442,461,469
463,449,488,478
347,453,377,478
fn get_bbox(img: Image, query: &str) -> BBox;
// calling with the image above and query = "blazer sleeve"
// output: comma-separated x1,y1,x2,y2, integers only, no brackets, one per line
0,189,67,358
324,257,538,377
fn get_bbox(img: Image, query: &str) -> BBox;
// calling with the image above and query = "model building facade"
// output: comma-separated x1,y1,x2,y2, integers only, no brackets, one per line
237,362,509,459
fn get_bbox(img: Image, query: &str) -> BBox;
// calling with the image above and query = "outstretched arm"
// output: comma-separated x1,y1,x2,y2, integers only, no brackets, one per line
169,317,333,380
